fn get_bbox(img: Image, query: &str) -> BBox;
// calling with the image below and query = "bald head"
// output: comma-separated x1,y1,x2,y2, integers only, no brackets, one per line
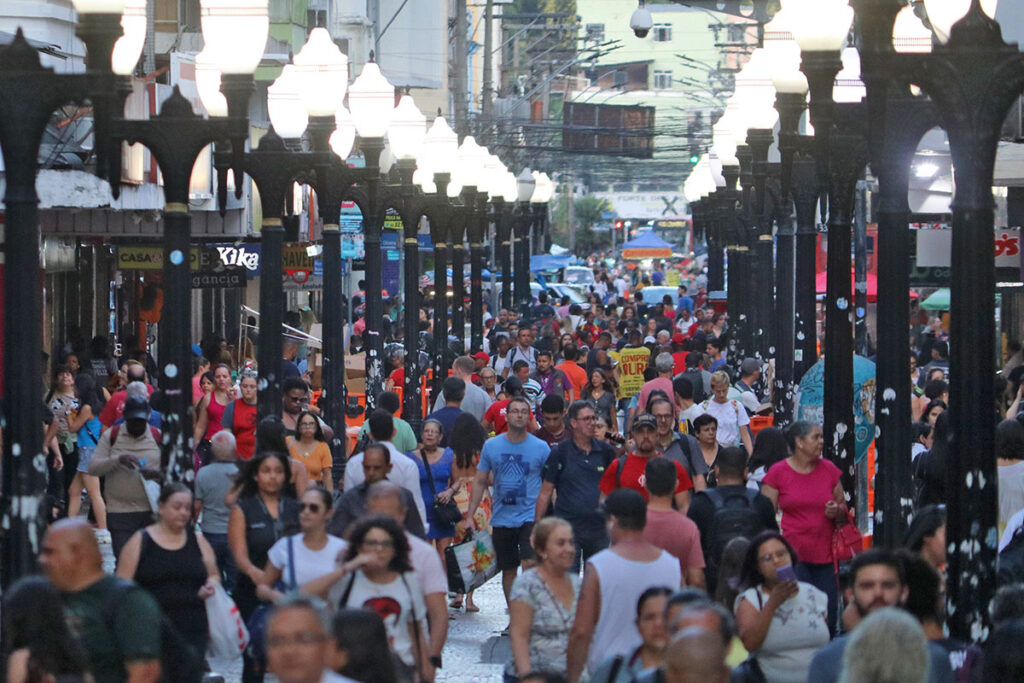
40,518,103,590
664,627,729,683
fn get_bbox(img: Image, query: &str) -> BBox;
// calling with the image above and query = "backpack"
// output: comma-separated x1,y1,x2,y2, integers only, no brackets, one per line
100,578,205,683
998,525,1024,586
699,487,764,574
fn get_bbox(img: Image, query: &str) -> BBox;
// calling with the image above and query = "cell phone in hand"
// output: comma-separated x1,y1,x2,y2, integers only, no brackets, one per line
775,564,797,582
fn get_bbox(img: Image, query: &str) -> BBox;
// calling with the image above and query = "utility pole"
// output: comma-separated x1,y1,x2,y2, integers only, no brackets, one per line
453,0,469,134
567,176,575,254
482,0,494,123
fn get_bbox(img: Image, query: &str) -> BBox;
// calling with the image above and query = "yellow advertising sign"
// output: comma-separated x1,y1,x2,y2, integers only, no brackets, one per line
617,346,651,398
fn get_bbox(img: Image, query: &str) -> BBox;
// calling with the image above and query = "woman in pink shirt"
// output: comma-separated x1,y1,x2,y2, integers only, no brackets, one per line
760,421,847,635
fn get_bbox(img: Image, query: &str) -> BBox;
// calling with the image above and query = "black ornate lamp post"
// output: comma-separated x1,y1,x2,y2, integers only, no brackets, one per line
0,0,265,584
495,198,514,310
853,0,1023,639
794,1,867,503
848,0,939,549
387,95,429,431
348,59,396,409
0,6,125,584
514,169,537,313
419,114,460,395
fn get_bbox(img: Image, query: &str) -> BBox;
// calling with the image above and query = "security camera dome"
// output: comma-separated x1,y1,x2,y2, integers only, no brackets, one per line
630,6,653,38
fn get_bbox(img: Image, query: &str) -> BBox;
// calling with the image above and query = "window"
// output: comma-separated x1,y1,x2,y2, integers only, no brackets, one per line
653,70,673,90
653,23,672,42
613,71,628,88
586,23,605,42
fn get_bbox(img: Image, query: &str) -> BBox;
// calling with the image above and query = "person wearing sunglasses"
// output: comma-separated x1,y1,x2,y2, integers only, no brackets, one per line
258,487,347,604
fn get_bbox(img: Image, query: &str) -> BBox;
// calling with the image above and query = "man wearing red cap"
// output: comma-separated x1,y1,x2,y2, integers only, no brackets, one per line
671,333,688,375
471,351,490,384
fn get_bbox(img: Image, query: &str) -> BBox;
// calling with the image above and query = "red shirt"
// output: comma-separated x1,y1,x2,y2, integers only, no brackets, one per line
389,367,405,386
98,385,156,427
762,458,842,564
599,452,694,500
643,508,705,575
484,399,534,434
672,352,688,376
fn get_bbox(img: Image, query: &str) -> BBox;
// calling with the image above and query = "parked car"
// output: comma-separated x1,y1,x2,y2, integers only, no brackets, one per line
561,265,596,287
639,286,679,306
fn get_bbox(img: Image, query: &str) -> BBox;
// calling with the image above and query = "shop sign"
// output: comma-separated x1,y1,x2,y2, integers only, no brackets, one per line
215,244,261,272
117,246,207,270
191,268,246,289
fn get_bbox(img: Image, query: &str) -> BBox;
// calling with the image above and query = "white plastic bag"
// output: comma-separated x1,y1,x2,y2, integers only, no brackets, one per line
205,583,249,660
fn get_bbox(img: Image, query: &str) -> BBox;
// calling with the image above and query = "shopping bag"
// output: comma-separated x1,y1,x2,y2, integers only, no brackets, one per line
444,530,499,594
205,584,249,660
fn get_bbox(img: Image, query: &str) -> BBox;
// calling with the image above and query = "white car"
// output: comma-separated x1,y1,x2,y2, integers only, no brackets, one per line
562,266,596,287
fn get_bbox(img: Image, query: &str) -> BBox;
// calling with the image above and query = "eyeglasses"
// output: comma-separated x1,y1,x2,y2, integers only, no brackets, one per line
300,503,323,513
266,633,325,648
758,549,790,564
361,539,394,550
299,421,317,428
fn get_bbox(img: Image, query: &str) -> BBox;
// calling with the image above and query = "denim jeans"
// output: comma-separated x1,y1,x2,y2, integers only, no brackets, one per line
203,531,238,594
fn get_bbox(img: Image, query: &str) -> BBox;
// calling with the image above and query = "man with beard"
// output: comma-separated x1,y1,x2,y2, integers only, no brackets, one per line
807,549,954,683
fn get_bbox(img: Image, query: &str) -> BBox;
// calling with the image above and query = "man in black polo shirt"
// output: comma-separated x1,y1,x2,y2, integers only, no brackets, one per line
534,400,615,572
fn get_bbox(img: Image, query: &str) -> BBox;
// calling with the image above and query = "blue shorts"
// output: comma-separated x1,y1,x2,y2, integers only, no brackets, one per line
76,445,96,474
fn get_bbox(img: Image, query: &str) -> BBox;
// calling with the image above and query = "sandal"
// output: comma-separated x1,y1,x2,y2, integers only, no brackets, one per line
449,597,464,609
465,603,480,613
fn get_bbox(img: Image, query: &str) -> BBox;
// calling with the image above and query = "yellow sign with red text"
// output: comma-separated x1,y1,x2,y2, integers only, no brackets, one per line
617,346,651,398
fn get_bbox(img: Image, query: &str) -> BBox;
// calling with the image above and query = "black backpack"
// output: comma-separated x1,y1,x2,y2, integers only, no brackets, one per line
998,525,1024,586
100,578,205,683
700,487,764,573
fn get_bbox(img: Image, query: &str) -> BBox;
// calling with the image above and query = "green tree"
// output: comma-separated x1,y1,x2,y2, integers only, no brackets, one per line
551,195,612,254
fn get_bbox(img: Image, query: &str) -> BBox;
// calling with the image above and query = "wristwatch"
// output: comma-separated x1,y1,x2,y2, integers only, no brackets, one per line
429,654,443,669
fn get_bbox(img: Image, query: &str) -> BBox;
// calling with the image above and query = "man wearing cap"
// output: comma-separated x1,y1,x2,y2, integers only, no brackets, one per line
567,489,682,682
89,395,161,559
471,351,490,381
432,355,492,421
734,358,766,416
599,413,694,512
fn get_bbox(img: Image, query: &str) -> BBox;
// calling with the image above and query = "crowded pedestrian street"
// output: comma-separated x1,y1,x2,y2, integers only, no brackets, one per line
7,1,1024,683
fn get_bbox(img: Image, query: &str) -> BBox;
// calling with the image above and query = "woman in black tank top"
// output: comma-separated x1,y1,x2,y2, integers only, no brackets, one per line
116,483,221,658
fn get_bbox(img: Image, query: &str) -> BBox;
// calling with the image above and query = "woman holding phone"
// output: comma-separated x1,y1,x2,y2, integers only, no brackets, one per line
733,531,829,683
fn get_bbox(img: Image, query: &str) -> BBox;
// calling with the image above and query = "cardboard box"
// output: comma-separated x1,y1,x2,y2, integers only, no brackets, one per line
345,352,366,379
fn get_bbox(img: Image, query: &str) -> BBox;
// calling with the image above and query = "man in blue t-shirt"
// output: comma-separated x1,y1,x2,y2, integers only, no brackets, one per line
468,395,551,606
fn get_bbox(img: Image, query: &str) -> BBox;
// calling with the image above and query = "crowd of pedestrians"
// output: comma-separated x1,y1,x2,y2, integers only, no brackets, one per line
11,264,1024,683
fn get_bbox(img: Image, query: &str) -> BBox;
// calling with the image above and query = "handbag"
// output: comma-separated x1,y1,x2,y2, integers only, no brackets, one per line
422,451,462,527
444,530,499,594
832,509,864,567
205,583,249,660
245,535,298,664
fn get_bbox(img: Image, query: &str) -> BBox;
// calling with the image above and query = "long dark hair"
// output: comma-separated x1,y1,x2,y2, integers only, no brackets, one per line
332,608,397,683
2,576,89,678
582,368,615,398
235,450,297,500
449,412,488,470
256,415,291,453
748,427,789,472
295,410,326,442
74,371,105,414
344,515,412,573
737,530,799,592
